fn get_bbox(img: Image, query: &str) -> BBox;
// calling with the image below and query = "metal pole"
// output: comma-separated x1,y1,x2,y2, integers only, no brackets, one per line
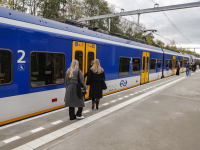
137,14,140,33
109,18,111,32
78,2,200,22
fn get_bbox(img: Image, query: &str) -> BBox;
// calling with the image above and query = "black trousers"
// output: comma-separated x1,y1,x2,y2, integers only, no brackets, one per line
69,107,83,120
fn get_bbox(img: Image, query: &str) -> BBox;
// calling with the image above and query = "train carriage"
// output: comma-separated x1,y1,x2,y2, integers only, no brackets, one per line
0,7,192,125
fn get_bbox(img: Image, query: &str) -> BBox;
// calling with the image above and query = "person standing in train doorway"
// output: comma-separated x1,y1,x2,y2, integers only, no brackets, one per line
64,60,86,120
186,61,189,76
86,59,105,110
176,61,180,75
84,60,94,78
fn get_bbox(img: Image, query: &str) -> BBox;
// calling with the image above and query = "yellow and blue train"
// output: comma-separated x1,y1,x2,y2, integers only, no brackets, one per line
0,7,196,125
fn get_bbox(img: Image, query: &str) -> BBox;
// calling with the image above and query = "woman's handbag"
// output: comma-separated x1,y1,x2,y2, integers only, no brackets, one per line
102,79,107,90
77,70,86,98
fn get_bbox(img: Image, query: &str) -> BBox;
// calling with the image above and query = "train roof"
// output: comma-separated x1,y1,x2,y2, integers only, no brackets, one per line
163,49,188,57
0,7,164,53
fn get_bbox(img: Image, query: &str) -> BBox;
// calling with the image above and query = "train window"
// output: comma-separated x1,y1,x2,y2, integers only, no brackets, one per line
142,57,145,73
119,57,130,76
75,51,83,71
0,50,12,85
132,58,140,74
150,59,156,72
165,60,169,68
30,52,65,88
157,59,161,69
146,57,149,72
169,60,172,69
88,52,94,70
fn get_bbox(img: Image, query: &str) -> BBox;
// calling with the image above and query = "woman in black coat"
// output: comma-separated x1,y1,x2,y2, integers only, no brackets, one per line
176,61,180,75
86,59,105,110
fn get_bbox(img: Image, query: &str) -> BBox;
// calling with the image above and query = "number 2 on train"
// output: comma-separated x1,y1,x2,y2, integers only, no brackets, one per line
17,50,26,63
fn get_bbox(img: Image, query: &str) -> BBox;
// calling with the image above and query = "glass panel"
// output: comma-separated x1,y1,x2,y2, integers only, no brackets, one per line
142,57,145,73
0,51,12,85
157,59,161,69
146,57,149,72
119,57,130,76
87,52,94,70
165,60,169,68
75,51,83,71
132,58,140,74
169,60,172,69
150,59,156,72
30,52,65,88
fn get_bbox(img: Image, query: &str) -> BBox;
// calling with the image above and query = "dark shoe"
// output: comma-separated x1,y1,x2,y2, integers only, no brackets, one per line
96,101,99,110
70,117,76,120
92,100,95,109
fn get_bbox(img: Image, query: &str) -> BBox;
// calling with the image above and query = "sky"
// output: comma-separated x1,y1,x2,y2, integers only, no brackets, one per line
104,0,200,54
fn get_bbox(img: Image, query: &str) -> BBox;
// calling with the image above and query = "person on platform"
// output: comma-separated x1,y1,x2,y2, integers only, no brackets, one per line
86,59,105,110
64,60,86,120
188,62,192,76
176,61,180,75
192,61,197,72
186,61,189,76
84,60,94,78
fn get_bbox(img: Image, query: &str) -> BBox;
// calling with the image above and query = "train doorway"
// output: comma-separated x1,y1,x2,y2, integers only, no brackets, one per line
141,52,150,84
72,41,96,99
172,56,176,75
182,57,185,72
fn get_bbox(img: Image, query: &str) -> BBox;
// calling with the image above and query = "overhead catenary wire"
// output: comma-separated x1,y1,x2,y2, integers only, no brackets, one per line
148,0,193,44
106,1,179,45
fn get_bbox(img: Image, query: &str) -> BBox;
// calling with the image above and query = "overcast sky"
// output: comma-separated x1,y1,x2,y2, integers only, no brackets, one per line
105,0,200,54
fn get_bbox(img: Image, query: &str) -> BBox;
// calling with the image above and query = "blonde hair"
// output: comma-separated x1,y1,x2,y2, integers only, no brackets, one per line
67,60,79,78
91,59,104,74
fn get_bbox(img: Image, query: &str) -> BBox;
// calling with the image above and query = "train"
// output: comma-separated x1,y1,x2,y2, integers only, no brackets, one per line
0,7,198,126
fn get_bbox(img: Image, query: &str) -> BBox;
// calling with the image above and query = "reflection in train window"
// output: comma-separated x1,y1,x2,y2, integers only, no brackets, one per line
146,57,149,72
157,59,161,69
87,52,94,70
119,57,130,76
165,60,169,68
30,52,65,88
0,50,12,85
75,51,83,71
150,59,156,72
142,57,146,73
169,60,172,69
132,58,140,74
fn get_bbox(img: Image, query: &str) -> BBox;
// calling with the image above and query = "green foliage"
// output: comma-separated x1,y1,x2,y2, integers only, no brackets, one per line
0,0,198,57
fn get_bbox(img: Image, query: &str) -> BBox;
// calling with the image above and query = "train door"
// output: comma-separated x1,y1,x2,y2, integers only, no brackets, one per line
72,41,96,99
172,56,176,75
141,52,150,84
182,57,185,72
145,52,150,83
85,43,96,98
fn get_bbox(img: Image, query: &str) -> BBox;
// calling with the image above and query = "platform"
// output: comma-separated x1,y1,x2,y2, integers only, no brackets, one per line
1,70,200,150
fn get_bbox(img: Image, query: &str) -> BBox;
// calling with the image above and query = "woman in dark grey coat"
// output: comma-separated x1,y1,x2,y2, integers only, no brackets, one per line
86,59,105,110
64,60,86,120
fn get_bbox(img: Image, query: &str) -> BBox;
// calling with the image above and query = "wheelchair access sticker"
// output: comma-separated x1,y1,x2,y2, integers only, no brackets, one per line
18,64,25,71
